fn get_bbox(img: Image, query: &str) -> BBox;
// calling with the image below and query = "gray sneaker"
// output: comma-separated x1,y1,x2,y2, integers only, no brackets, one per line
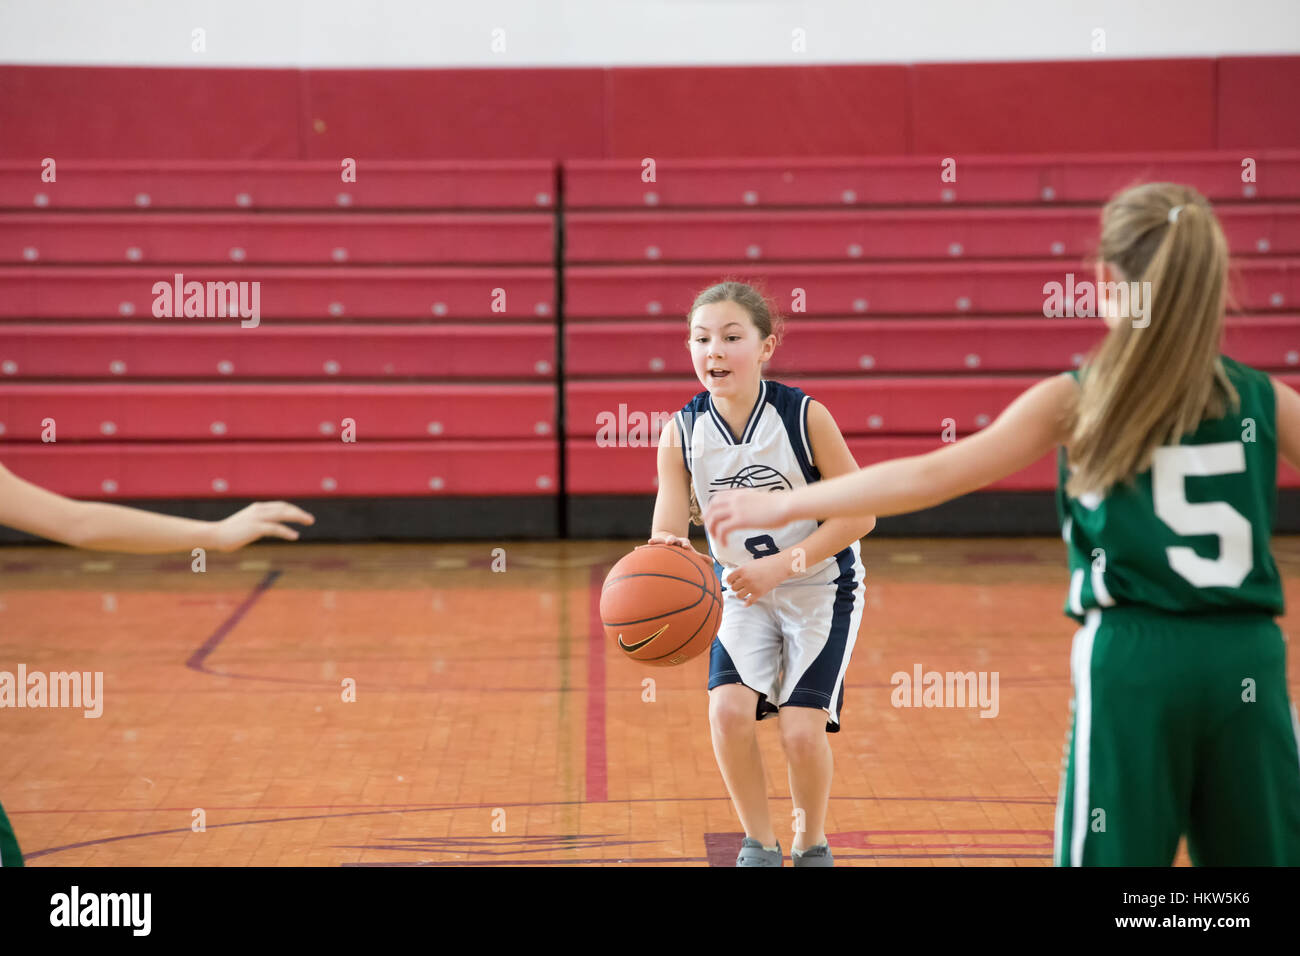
736,837,783,866
791,842,833,867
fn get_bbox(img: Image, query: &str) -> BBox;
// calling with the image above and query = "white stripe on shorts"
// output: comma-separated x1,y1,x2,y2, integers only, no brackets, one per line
1068,568,1085,617
1067,608,1100,866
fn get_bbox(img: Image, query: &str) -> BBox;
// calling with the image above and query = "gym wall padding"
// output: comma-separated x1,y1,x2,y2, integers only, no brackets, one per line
3,57,1297,160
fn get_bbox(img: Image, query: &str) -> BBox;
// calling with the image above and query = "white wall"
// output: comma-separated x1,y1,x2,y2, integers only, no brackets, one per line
2,0,1298,67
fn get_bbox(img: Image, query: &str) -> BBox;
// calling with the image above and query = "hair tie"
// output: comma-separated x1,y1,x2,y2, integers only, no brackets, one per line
1168,205,1184,224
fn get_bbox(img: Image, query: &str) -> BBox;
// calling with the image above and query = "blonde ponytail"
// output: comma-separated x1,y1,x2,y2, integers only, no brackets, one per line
1066,183,1239,497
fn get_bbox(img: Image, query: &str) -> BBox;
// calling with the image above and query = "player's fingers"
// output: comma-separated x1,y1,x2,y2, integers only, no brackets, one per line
715,504,739,538
261,522,300,542
265,502,315,525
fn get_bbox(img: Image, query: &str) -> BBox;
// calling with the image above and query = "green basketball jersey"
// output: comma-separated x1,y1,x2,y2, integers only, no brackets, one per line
1056,355,1284,622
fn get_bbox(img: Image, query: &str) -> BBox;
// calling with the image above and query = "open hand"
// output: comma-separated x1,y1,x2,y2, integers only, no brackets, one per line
212,501,316,552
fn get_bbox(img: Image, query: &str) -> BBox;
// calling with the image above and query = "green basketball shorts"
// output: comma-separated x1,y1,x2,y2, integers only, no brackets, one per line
1054,606,1300,866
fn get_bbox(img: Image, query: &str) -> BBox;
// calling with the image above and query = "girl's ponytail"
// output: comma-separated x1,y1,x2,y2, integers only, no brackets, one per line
1066,183,1238,497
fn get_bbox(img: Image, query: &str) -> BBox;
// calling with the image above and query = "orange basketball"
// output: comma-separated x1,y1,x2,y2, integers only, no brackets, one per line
600,544,723,666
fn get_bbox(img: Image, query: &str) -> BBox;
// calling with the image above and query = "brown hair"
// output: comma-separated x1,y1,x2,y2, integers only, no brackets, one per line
683,280,784,524
1065,182,1239,497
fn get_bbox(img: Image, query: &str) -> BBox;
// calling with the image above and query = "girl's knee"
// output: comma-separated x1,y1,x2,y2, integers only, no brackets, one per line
779,709,829,756
709,684,758,737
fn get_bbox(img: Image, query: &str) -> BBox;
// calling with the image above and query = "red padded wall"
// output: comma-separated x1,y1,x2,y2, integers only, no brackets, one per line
2,57,1296,160
603,66,909,157
908,59,1218,154
1218,56,1300,148
0,66,303,158
300,69,606,159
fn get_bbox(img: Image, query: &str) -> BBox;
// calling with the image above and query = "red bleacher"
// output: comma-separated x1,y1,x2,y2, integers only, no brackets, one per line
0,266,556,320
0,442,557,498
0,384,554,440
0,161,556,209
0,324,555,380
0,161,560,498
1,151,1298,507
2,213,553,265
564,260,1299,318
565,205,1300,263
565,317,1299,377
561,151,1300,502
564,152,1300,208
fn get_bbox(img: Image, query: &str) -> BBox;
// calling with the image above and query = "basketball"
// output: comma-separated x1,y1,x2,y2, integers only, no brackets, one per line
600,544,723,666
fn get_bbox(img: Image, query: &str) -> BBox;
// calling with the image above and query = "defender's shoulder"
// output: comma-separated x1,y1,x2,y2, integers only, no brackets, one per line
1220,354,1269,388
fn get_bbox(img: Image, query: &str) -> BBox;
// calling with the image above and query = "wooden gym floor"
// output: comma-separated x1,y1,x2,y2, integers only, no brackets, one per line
2,536,1297,866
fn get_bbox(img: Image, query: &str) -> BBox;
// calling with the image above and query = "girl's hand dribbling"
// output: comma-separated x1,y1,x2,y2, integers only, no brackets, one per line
646,530,695,551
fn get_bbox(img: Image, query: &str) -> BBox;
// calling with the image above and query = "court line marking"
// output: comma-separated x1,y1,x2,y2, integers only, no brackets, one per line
186,569,282,674
21,796,1055,859
9,797,1057,816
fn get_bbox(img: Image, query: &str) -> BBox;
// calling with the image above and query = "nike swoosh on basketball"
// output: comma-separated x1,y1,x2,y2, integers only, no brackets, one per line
618,623,670,652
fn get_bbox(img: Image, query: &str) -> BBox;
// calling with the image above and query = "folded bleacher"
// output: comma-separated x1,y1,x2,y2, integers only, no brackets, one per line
0,160,560,508
563,151,1300,528
1,151,1297,538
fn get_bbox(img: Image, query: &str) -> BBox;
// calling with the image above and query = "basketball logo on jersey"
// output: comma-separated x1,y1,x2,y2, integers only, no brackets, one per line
708,464,793,493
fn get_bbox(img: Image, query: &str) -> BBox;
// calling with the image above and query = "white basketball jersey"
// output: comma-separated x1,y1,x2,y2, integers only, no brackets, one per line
675,379,863,587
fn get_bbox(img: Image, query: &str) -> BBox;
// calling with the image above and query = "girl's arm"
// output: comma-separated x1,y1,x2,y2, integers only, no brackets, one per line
1274,378,1300,473
0,461,314,553
775,400,876,569
648,417,695,548
706,374,1077,542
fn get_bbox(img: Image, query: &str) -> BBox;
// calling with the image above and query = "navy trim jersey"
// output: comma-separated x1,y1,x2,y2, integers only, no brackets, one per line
676,379,863,587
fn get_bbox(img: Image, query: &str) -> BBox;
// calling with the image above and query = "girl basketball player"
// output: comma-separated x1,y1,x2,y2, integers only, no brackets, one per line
706,182,1300,865
648,281,877,867
0,460,315,866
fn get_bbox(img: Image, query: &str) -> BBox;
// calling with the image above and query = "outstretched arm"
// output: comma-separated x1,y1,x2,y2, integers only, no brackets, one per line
1274,378,1300,474
705,374,1076,543
0,461,314,553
